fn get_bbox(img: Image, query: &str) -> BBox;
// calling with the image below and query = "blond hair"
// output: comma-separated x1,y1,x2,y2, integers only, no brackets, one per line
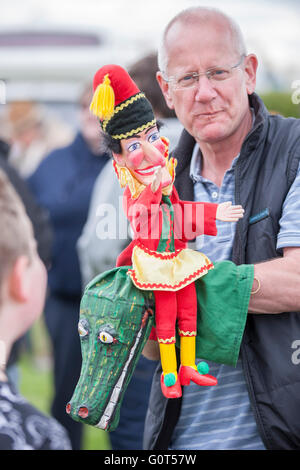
0,169,32,292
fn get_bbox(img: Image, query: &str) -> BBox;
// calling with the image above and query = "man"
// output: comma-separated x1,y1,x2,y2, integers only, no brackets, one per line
28,85,110,449
143,6,300,450
0,170,71,450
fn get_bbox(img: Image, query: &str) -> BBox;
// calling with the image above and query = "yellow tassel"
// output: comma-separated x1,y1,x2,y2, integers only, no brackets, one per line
90,74,115,120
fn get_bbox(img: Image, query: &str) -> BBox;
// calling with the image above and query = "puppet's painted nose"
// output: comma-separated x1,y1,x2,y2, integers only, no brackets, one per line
141,141,165,166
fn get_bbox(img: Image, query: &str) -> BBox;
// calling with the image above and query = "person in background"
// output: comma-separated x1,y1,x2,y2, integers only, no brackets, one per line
27,84,110,450
0,138,52,386
0,169,71,450
0,101,73,178
143,6,300,450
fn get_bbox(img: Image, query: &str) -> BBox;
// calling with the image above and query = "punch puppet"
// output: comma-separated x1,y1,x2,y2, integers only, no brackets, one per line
89,65,244,399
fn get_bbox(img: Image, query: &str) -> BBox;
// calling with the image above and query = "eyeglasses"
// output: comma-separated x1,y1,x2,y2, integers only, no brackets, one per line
164,55,245,90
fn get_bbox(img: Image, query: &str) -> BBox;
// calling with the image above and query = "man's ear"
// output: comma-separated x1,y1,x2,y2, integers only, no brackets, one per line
244,54,258,95
112,152,126,167
9,256,30,303
156,71,175,110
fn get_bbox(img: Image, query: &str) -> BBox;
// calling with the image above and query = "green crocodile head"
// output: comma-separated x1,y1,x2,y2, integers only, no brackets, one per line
66,266,154,431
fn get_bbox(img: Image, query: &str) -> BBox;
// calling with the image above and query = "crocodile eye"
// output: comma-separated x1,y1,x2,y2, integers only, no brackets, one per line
78,319,89,338
99,331,114,344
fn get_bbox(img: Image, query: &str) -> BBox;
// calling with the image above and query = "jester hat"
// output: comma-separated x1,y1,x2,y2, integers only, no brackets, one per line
90,64,156,141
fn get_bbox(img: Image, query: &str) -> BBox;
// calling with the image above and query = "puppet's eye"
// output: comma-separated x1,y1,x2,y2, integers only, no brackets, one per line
148,131,160,143
127,141,141,153
99,331,114,344
78,319,89,337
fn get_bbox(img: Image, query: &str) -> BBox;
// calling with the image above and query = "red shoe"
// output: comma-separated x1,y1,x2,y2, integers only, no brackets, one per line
179,365,218,387
160,373,182,399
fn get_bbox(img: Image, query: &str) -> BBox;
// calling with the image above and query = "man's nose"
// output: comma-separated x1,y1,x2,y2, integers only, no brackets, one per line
194,75,218,102
140,141,165,165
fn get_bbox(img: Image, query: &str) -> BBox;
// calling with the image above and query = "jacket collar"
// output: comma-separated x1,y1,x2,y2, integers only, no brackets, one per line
239,93,269,159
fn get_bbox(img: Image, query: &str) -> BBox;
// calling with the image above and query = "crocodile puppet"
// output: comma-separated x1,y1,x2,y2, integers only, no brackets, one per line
66,267,155,431
66,65,254,431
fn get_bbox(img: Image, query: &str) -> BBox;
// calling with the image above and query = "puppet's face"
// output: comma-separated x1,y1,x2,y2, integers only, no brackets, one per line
113,126,172,188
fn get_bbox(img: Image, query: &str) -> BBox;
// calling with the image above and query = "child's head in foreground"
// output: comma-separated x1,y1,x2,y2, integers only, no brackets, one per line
0,170,47,367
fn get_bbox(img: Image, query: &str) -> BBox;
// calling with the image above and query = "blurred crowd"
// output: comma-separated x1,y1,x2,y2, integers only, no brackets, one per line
0,53,182,450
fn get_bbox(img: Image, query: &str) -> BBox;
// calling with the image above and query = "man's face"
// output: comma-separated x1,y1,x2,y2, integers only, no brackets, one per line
113,125,172,188
157,21,257,145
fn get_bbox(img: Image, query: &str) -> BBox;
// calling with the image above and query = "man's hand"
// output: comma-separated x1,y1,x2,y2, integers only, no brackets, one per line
142,340,160,361
249,247,300,314
216,201,244,222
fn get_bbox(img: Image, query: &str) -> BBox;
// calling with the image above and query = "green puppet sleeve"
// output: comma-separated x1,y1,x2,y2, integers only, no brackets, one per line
176,260,254,367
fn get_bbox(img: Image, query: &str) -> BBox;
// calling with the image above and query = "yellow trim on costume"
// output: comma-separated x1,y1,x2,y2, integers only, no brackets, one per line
129,246,213,291
114,92,145,115
111,119,157,140
178,329,197,336
158,337,176,344
102,92,146,132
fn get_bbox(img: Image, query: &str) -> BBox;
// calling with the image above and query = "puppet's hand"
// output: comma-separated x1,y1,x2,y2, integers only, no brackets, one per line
216,201,244,222
151,166,162,193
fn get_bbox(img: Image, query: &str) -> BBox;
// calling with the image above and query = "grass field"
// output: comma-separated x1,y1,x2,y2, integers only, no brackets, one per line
18,316,111,451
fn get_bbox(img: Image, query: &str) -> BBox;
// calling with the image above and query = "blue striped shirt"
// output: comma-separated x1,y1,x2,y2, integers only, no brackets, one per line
169,142,300,450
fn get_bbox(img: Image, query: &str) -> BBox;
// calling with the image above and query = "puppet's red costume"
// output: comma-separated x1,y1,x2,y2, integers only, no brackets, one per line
116,177,218,344
90,64,219,397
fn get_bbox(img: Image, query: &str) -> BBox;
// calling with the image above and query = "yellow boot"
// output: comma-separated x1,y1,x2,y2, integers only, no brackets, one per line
179,336,217,387
159,343,182,398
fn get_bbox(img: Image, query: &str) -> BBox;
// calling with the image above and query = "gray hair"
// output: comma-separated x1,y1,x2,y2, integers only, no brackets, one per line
157,6,247,76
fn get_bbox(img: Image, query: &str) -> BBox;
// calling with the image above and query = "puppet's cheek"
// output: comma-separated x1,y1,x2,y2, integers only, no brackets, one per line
125,149,144,169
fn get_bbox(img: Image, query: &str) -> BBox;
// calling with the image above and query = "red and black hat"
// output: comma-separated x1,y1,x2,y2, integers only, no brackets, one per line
90,64,156,140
